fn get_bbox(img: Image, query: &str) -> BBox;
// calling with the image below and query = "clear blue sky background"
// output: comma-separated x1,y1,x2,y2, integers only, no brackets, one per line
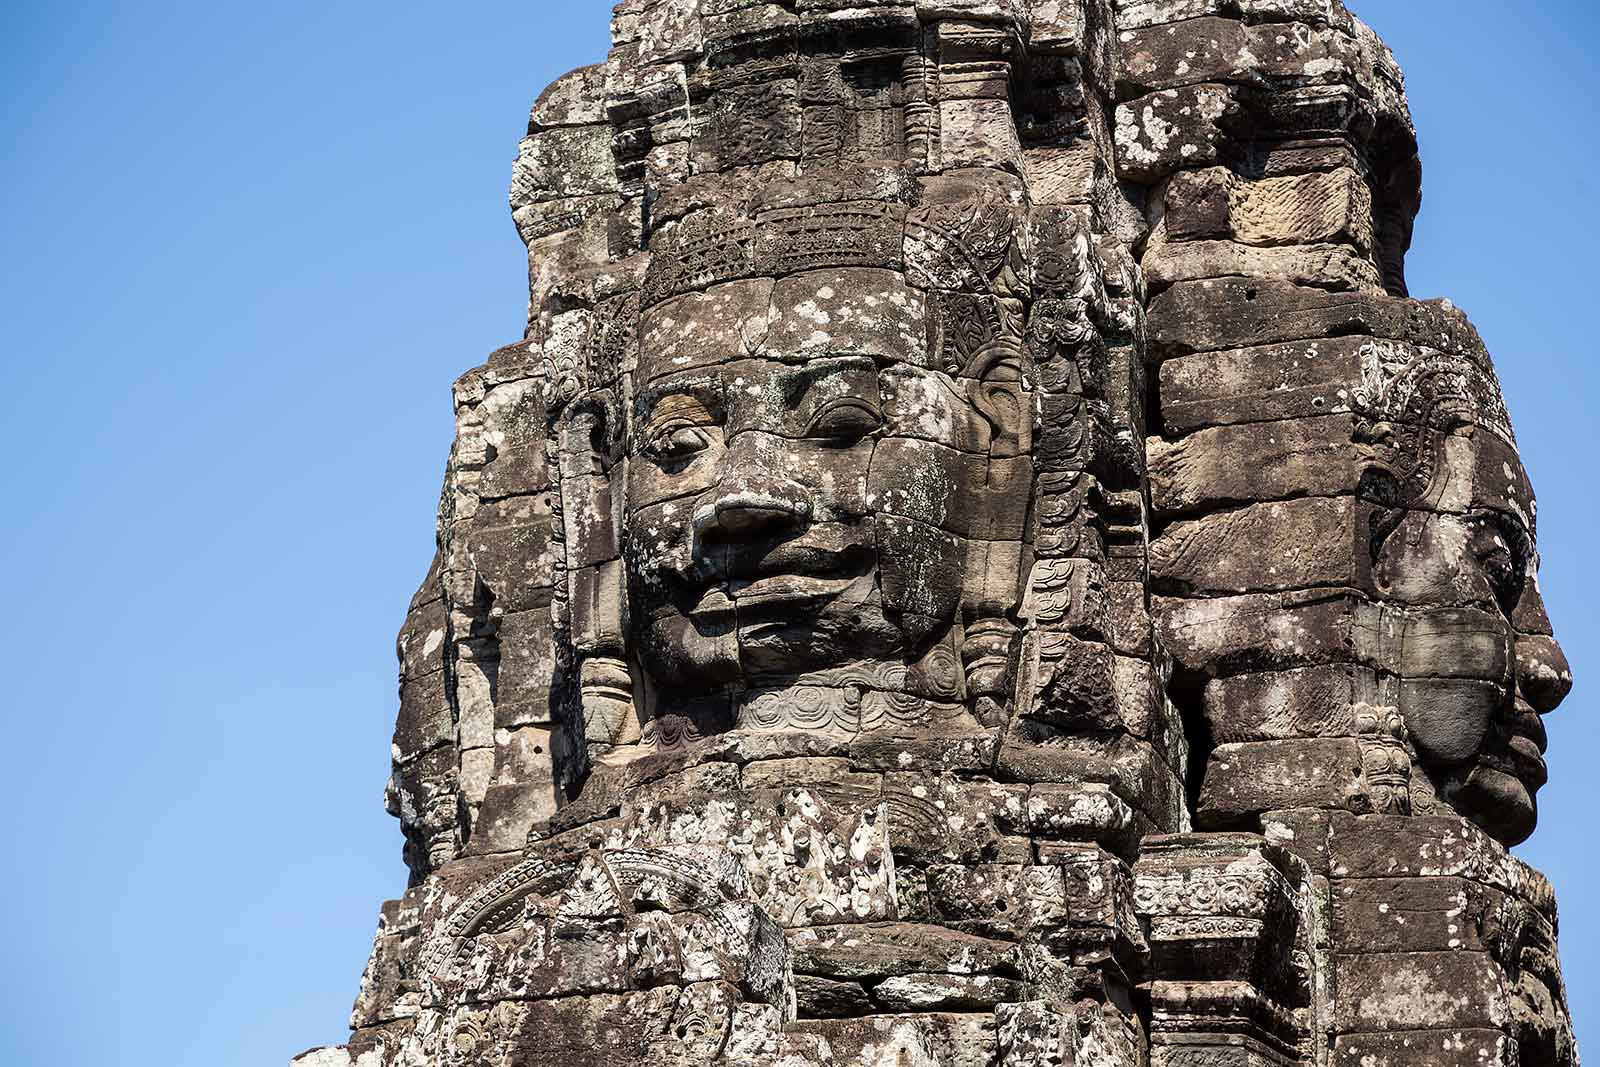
1,3,1594,1063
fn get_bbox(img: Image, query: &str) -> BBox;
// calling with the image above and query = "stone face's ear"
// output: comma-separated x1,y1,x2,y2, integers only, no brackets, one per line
956,339,1036,722
552,392,637,758
1352,419,1409,565
964,339,1033,458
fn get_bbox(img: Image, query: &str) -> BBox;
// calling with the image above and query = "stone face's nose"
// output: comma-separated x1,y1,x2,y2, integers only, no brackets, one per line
696,489,810,540
692,432,812,547
692,471,812,549
1517,633,1573,715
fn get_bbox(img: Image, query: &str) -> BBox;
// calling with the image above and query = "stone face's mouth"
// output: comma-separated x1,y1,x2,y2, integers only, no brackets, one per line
721,536,874,580
1496,699,1550,789
1499,735,1549,790
682,539,876,620
730,572,863,610
681,588,737,623
1412,684,1550,794
1510,698,1548,752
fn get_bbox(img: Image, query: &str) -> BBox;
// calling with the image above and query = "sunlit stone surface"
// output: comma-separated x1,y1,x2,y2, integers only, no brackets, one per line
299,3,1577,1064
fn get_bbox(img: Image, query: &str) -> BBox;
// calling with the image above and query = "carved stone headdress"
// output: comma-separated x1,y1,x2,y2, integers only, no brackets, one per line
1352,338,1515,509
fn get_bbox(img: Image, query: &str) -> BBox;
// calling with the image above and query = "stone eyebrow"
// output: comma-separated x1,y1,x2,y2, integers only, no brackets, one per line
777,355,878,404
633,377,722,424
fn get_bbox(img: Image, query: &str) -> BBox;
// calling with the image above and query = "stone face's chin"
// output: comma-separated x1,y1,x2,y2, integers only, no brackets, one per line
1448,763,1538,847
1513,946,1575,1066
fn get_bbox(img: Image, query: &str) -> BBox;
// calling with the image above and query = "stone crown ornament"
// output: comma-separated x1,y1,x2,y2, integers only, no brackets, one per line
298,3,1578,1066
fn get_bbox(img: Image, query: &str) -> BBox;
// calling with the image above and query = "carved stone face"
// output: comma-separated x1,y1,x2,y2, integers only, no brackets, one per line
624,265,992,735
1370,421,1571,845
1505,906,1579,1066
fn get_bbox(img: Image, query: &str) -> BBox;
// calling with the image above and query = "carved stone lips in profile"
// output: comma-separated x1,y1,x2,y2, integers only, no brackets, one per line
1501,701,1550,786
1469,700,1550,788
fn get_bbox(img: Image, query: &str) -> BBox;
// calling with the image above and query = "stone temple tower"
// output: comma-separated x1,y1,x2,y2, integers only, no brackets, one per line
297,2,1578,1065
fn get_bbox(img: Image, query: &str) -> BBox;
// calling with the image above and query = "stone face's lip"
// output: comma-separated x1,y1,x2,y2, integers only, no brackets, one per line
1482,731,1548,789
678,569,864,624
1505,734,1548,785
716,539,874,581
731,573,859,608
1510,699,1549,754
683,588,737,621
682,541,875,620
1489,698,1550,788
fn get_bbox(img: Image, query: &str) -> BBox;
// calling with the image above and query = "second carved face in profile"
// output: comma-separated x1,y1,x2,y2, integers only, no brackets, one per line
1359,349,1571,844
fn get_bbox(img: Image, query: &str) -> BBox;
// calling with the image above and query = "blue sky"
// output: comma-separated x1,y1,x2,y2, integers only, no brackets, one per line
1,3,1595,1064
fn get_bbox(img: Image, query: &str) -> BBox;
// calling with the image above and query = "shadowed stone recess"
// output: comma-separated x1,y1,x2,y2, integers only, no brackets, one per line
298,3,1578,1065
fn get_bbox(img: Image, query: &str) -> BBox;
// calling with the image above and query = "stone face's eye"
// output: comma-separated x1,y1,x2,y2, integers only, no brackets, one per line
806,398,882,442
1467,511,1529,616
643,423,712,462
